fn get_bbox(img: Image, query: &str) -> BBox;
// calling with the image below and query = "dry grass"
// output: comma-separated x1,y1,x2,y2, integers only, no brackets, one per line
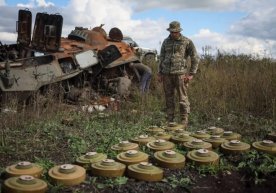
0,54,275,193
189,55,276,120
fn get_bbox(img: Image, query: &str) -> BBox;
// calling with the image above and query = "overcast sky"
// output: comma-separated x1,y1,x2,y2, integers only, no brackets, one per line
0,0,276,57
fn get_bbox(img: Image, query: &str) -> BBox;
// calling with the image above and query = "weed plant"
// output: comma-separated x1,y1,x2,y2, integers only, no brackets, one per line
238,150,276,184
0,53,275,192
190,55,276,120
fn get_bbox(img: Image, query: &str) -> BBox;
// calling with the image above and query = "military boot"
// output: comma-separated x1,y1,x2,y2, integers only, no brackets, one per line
181,114,189,129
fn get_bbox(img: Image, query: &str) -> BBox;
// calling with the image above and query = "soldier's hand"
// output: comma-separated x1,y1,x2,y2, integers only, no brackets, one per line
158,73,163,82
181,75,193,83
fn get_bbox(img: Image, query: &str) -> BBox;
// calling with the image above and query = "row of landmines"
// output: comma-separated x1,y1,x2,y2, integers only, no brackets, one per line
1,124,275,193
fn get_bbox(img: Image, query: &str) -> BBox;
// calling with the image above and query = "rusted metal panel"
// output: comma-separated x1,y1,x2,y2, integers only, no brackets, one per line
45,14,63,51
66,28,139,68
32,12,63,51
17,9,32,46
32,12,47,50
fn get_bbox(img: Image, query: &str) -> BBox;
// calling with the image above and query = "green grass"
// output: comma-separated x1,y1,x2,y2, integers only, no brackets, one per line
237,150,276,184
0,54,275,192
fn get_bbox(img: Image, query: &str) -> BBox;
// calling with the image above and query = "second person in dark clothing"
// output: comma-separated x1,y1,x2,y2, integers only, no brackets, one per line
129,62,152,93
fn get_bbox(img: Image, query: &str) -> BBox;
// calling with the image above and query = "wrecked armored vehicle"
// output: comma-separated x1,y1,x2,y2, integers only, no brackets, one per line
122,36,158,64
0,9,140,105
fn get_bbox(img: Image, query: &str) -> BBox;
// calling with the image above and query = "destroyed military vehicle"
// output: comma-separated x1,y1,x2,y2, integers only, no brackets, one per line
0,9,141,106
122,36,158,64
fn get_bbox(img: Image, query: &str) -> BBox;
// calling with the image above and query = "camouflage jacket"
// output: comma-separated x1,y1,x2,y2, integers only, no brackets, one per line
159,34,199,75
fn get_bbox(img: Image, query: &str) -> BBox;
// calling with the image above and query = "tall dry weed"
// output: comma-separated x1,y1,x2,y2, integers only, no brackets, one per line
189,55,275,119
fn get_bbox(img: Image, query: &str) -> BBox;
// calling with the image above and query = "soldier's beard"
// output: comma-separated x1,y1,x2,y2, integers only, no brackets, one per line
171,34,180,40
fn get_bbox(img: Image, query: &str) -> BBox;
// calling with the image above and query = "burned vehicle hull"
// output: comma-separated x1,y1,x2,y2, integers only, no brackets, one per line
122,36,158,64
0,9,140,105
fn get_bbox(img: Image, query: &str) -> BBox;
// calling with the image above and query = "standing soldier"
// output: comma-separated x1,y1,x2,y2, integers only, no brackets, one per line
158,21,199,128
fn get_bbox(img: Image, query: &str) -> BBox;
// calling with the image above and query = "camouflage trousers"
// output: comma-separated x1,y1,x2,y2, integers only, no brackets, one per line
163,74,190,122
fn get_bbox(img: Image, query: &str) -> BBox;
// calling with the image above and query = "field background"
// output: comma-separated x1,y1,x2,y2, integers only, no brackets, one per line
0,54,275,192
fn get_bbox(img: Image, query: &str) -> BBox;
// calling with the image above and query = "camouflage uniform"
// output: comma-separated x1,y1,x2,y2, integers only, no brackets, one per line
159,21,199,124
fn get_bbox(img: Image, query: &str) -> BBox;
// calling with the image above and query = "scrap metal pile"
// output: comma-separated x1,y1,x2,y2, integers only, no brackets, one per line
0,9,141,108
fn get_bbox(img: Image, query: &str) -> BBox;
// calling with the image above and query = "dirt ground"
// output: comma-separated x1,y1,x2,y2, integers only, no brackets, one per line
0,102,275,193
190,171,275,193
52,169,275,193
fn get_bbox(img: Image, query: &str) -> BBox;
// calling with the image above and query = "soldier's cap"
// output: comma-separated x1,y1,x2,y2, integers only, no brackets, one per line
167,21,182,32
